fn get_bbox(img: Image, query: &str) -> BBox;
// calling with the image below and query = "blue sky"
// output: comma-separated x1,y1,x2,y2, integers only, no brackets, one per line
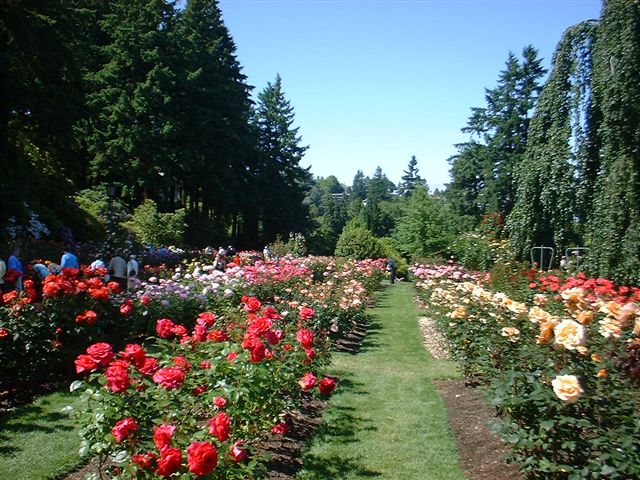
218,0,602,190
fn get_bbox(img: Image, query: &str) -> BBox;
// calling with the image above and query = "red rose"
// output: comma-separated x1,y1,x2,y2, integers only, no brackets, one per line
192,385,207,396
107,281,121,294
121,343,146,367
318,376,337,395
86,343,114,366
3,291,19,303
187,441,218,476
296,328,314,348
207,330,230,342
153,422,176,451
197,312,216,326
156,447,182,477
226,352,238,362
213,396,227,408
105,360,130,393
248,317,272,336
75,354,99,374
299,307,315,320
153,367,185,390
88,287,110,301
271,422,288,435
305,348,316,360
140,294,152,306
172,324,188,338
299,372,317,391
229,441,248,463
156,318,176,338
192,324,208,342
119,299,134,316
111,417,138,442
244,297,261,313
75,310,97,326
0,328,9,339
139,357,159,376
133,452,157,470
200,360,211,369
208,412,231,442
173,356,190,371
262,306,281,319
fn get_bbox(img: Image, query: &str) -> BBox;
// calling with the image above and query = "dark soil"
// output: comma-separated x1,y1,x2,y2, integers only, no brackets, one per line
435,380,521,480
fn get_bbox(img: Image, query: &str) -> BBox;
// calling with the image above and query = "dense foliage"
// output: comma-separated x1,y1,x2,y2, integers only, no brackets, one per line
414,262,640,479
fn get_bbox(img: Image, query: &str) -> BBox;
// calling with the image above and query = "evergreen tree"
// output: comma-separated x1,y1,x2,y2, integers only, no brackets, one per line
174,0,254,239
447,46,546,220
399,155,427,196
253,74,311,242
507,21,598,259
587,0,640,283
82,0,177,204
363,166,396,237
350,169,369,200
393,186,454,259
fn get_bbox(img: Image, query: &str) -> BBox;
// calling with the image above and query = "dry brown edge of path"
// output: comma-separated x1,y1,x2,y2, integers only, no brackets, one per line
418,314,521,480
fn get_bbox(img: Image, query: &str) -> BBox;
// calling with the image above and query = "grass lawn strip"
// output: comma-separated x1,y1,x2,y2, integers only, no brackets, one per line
0,392,84,480
298,282,467,480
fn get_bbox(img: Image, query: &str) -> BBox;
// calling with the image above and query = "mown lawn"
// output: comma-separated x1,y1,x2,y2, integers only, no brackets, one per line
297,281,467,480
0,391,84,480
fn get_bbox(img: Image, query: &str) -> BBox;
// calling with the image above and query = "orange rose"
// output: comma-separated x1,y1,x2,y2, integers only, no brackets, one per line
551,375,584,403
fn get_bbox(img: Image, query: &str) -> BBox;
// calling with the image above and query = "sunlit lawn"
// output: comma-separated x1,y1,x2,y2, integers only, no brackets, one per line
297,281,467,480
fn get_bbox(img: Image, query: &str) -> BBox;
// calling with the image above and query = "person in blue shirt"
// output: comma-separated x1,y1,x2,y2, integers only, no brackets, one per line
7,246,24,291
60,248,80,270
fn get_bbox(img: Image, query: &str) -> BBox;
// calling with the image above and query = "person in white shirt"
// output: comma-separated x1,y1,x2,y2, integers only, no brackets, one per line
127,255,139,291
108,254,127,291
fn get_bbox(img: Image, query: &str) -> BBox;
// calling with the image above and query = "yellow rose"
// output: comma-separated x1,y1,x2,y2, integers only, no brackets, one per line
554,319,586,350
501,326,520,342
537,319,559,344
575,310,594,325
551,375,584,403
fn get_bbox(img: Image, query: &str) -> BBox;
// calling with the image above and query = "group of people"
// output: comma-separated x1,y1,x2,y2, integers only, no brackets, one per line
0,246,140,294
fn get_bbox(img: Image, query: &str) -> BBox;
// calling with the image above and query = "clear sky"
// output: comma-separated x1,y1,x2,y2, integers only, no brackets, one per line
218,0,602,190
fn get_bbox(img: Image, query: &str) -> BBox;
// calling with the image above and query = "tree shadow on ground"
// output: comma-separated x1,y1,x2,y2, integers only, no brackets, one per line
298,375,381,479
0,404,74,456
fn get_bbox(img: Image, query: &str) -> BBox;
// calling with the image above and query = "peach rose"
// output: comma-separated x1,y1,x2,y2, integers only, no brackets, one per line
537,319,559,345
561,288,589,313
554,319,586,350
529,306,552,324
551,375,583,403
501,326,520,342
575,310,594,325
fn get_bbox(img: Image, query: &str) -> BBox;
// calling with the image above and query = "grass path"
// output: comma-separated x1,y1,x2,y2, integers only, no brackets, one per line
0,392,84,480
298,282,467,480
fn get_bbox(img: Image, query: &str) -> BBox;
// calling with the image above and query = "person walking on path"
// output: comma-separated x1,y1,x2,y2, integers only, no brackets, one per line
108,253,127,292
60,248,80,270
387,258,397,284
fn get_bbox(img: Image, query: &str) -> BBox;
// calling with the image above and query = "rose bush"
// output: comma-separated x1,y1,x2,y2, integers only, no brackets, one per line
414,263,640,479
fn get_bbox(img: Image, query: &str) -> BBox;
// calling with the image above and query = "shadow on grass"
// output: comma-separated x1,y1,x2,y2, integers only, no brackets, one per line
298,375,381,479
0,404,75,456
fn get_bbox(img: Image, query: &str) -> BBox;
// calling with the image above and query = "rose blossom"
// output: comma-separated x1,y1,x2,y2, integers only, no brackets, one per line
187,441,218,476
296,328,314,348
318,377,337,395
75,354,99,374
153,422,176,450
554,319,586,350
271,422,288,435
105,360,130,393
133,452,157,470
153,367,185,390
209,412,231,442
156,447,182,477
156,318,176,338
75,310,97,326
111,417,138,442
213,396,227,408
299,372,317,391
139,357,159,376
229,441,248,463
551,375,584,403
86,342,114,366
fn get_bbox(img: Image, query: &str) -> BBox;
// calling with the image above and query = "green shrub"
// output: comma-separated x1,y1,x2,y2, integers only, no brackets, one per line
334,221,385,260
127,199,186,246
378,237,409,277
451,233,514,271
